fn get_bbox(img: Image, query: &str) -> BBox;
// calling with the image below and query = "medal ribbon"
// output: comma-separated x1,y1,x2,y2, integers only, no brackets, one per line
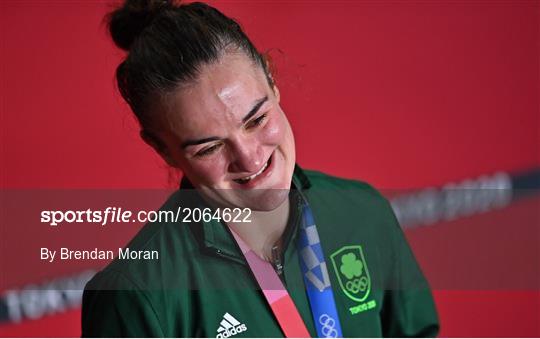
230,230,311,337
297,199,343,338
229,194,343,338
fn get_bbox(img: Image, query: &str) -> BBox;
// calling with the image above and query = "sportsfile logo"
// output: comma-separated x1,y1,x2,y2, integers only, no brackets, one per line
216,312,247,338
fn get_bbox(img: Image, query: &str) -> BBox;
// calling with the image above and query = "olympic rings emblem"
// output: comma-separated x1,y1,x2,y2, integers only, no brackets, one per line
318,314,338,338
345,276,368,294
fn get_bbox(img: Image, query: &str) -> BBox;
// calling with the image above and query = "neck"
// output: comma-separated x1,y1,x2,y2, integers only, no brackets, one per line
227,197,291,261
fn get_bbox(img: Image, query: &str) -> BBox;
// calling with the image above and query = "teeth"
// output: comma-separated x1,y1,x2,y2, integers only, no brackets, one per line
244,161,268,180
236,159,269,183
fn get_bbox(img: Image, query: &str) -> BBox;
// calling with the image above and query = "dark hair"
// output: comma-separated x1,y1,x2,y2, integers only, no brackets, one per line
107,0,273,134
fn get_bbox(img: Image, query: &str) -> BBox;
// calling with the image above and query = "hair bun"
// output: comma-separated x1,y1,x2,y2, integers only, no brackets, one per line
107,0,173,51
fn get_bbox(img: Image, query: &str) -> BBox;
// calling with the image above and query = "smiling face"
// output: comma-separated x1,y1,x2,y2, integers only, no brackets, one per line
149,52,296,210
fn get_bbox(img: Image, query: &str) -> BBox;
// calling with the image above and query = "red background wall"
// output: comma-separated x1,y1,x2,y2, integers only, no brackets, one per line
1,0,539,337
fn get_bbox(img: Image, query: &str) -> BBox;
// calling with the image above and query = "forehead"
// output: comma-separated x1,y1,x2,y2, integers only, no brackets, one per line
162,52,270,137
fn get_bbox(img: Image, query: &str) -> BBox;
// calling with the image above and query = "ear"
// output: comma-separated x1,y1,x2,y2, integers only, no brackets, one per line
140,130,180,168
273,84,280,103
262,57,279,102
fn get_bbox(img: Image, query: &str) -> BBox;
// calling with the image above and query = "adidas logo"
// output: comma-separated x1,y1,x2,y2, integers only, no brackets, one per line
216,312,248,338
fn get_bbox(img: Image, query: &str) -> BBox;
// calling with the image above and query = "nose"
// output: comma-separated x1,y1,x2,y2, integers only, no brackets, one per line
227,135,264,174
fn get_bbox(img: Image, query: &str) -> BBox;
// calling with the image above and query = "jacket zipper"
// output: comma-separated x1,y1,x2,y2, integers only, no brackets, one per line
271,245,283,276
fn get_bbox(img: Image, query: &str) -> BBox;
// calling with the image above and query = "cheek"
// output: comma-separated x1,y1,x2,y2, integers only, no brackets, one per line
261,113,288,145
182,155,229,185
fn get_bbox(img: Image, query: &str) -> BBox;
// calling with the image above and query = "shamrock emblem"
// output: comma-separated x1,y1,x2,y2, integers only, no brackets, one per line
339,253,363,279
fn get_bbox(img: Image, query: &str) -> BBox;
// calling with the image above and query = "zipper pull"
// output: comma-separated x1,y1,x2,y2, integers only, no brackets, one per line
272,245,283,276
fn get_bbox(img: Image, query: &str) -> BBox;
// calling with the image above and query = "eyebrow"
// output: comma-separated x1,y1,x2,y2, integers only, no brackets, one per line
181,96,269,149
242,96,268,123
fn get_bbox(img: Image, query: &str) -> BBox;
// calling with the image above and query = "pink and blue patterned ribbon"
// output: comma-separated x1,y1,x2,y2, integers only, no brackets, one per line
297,198,343,338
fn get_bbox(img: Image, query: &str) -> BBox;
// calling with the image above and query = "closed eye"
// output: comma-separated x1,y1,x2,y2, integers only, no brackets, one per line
245,113,267,130
195,143,222,157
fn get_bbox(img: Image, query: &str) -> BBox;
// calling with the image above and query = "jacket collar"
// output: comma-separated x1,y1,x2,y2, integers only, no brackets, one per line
182,164,311,263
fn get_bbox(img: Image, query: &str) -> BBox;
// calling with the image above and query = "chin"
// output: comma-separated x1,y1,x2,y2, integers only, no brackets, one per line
203,185,290,211
236,188,290,211
203,155,295,210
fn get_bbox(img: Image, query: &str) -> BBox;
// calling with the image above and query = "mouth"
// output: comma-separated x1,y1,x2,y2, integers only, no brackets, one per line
233,153,273,185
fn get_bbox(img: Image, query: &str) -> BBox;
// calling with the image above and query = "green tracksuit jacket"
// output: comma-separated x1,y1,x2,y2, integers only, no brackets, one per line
82,165,439,337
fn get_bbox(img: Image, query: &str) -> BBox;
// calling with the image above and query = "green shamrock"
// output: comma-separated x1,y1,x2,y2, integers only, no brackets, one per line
340,253,363,279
